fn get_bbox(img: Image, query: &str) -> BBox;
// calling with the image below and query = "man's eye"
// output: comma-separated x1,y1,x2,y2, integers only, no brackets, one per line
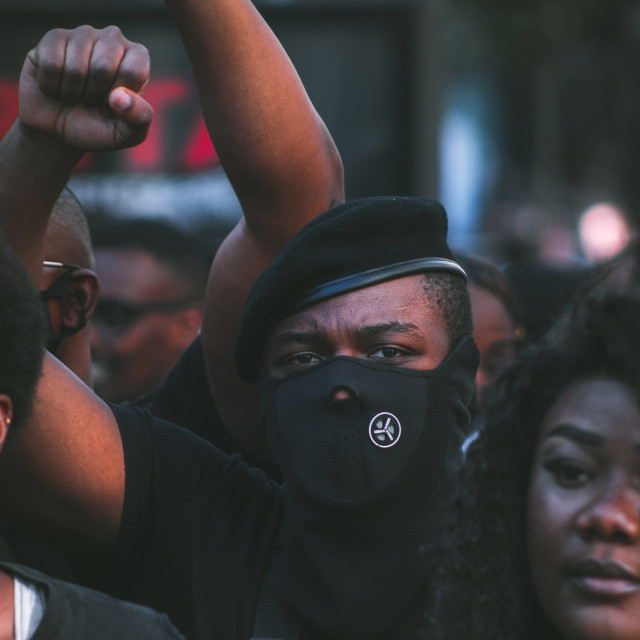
286,353,321,367
543,458,591,488
369,346,403,359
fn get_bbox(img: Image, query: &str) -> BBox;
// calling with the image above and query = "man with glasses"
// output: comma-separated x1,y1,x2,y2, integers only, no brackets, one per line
40,188,99,387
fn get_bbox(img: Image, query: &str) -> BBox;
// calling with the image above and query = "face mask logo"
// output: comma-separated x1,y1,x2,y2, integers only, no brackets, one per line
368,411,402,448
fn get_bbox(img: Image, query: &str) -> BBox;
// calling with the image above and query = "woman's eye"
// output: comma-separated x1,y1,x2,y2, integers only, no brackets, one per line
543,459,591,488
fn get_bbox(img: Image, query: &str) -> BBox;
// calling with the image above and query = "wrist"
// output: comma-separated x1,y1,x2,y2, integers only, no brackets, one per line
15,118,84,167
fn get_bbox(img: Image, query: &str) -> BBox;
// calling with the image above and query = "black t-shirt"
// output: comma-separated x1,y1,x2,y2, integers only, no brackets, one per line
103,404,283,640
134,336,281,479
2,561,184,639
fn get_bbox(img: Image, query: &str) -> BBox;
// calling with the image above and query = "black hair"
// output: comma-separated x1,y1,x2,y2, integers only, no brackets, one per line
425,291,640,640
420,272,473,349
50,187,94,269
0,232,46,441
454,251,523,332
90,216,214,300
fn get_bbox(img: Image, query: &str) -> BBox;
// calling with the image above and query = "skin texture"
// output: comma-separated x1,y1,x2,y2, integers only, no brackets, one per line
0,12,342,561
468,284,519,403
40,196,99,386
263,275,451,385
90,248,202,402
175,0,346,460
528,377,640,640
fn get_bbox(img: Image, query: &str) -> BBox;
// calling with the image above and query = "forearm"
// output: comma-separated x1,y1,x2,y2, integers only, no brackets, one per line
165,0,343,244
0,119,81,283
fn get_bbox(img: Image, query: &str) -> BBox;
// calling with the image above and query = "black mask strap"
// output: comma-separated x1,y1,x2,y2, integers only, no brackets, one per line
40,269,87,352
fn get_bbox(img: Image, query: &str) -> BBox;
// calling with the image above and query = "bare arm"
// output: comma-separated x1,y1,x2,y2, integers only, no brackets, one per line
0,26,152,559
0,25,151,283
166,0,344,459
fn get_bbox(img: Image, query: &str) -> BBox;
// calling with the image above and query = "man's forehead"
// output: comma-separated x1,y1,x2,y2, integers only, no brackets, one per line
235,196,460,381
267,275,438,338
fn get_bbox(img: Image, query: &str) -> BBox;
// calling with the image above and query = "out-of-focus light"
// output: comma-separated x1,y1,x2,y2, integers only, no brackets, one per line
578,202,632,263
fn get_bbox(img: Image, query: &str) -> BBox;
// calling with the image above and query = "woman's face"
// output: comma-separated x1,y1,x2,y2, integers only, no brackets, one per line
528,378,640,640
468,284,519,405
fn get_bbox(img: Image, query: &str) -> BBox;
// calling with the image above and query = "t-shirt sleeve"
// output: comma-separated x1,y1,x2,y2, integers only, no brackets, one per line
132,336,280,478
103,403,282,639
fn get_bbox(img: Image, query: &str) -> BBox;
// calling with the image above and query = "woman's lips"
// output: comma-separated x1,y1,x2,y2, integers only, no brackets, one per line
570,559,640,596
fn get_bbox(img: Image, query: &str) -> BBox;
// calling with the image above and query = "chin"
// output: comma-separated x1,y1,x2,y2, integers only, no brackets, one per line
551,608,639,640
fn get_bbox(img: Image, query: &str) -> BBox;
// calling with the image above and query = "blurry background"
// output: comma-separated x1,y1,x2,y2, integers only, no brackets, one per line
1,0,639,265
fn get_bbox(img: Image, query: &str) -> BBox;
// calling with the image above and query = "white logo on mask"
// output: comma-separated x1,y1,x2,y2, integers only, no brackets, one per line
368,412,402,448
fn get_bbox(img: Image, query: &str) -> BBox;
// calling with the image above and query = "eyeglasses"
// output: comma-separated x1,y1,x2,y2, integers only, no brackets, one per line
92,297,199,336
41,261,82,300
43,260,82,272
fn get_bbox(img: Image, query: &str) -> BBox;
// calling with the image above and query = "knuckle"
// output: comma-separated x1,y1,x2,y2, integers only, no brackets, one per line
39,59,63,80
63,64,87,85
90,59,117,85
102,25,124,40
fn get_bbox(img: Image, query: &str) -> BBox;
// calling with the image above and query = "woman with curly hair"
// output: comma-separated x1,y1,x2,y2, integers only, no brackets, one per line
428,291,640,640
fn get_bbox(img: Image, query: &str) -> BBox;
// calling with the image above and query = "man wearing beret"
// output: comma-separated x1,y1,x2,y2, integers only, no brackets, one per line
0,12,478,640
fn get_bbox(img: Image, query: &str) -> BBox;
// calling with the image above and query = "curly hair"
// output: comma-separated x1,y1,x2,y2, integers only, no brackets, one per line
0,231,46,443
424,291,640,640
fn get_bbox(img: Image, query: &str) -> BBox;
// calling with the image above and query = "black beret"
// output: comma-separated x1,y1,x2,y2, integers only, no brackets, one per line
235,196,466,382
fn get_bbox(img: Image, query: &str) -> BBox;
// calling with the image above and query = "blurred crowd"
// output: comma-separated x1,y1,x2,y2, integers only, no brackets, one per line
0,2,637,640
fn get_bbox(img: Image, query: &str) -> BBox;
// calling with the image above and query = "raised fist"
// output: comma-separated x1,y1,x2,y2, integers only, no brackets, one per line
19,25,153,152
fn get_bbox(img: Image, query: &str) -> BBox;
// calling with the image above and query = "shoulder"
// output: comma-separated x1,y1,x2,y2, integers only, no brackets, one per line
2,561,186,639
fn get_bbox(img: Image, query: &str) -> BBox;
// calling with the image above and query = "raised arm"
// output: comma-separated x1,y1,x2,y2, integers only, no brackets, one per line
0,26,153,559
166,0,344,460
0,26,152,282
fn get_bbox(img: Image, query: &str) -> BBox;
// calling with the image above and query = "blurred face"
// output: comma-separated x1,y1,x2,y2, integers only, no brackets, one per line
468,284,519,404
263,274,451,380
90,248,201,403
528,378,640,640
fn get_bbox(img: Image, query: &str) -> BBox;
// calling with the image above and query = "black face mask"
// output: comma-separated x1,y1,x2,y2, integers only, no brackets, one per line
259,336,479,638
40,270,86,353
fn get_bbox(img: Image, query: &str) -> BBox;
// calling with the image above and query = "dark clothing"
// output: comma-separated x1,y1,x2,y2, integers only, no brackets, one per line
134,336,281,480
2,561,184,639
104,404,283,640
0,519,75,581
100,404,432,640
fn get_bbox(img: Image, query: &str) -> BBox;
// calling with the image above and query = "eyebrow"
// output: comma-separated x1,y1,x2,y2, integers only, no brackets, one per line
547,423,640,456
355,321,422,339
271,322,422,346
272,329,324,346
546,424,605,448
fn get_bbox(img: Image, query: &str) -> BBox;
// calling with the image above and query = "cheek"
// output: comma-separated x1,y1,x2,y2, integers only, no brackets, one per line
527,472,570,624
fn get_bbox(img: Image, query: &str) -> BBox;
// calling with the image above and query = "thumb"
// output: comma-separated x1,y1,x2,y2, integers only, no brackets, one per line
108,87,153,146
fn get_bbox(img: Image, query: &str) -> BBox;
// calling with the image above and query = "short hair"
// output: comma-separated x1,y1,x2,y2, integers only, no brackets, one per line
90,216,213,300
49,187,94,270
0,232,46,442
420,272,473,349
425,291,640,639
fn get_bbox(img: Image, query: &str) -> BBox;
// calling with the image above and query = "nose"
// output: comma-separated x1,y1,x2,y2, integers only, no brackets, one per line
576,482,640,544
328,385,359,414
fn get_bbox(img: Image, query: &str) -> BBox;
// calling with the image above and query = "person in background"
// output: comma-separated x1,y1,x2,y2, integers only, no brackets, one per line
455,251,523,410
0,230,185,640
89,216,212,403
0,24,478,639
428,290,640,640
40,188,99,387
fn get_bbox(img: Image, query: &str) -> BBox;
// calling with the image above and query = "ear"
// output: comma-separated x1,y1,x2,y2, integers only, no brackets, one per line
0,394,13,452
68,269,100,317
57,270,100,336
